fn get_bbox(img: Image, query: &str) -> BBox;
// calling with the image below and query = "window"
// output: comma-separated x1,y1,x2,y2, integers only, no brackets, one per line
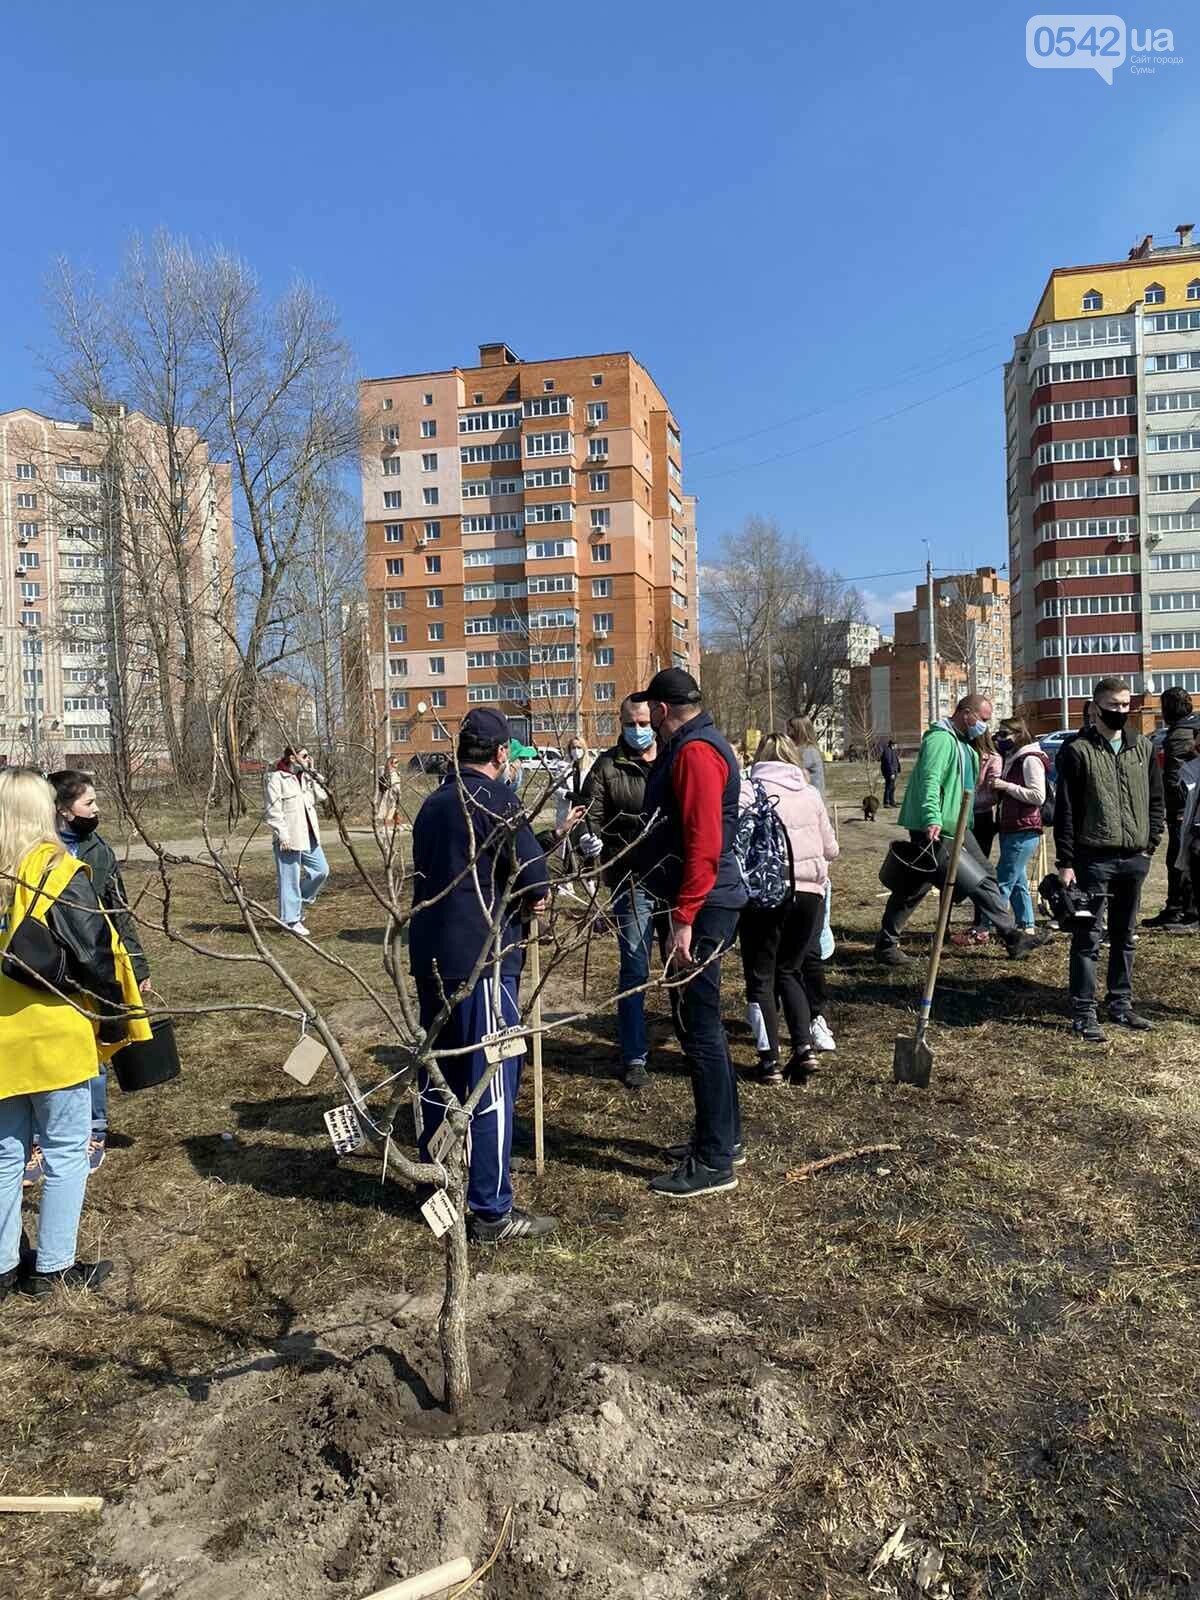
17,550,40,569
1145,391,1200,413
16,492,37,509
389,658,408,678
425,554,441,573
524,466,572,488
422,452,438,471
464,476,523,497
527,574,574,594
668,424,681,453
388,624,407,643
382,398,393,412
430,689,447,707
468,685,499,703
1150,590,1200,612
1145,283,1166,305
590,508,611,529
463,545,524,568
1038,476,1136,503
473,392,484,404
528,608,577,630
385,524,404,542
593,611,613,634
17,523,39,540
592,578,613,598
1188,281,1200,302
462,512,523,534
595,682,615,702
386,558,404,576
423,392,434,405
595,646,614,667
593,543,612,563
390,690,409,710
1152,634,1200,653
524,395,570,417
1044,356,1136,383
1147,309,1200,333
431,725,449,742
382,457,402,476
459,408,521,432
1147,431,1200,454
1152,472,1200,492
461,441,520,463
421,419,437,438
384,491,402,509
589,471,609,492
16,463,36,480
423,487,439,506
383,425,400,443
20,582,41,600
591,374,603,387
588,437,609,459
1037,631,1141,657
524,431,571,457
429,656,446,675
1147,350,1200,372
386,589,405,608
428,623,444,641
1082,289,1103,311
525,501,573,523
1042,594,1138,618
427,588,444,608
1040,555,1137,580
587,400,608,423
543,378,554,393
1034,435,1137,466
421,521,440,540
527,539,575,559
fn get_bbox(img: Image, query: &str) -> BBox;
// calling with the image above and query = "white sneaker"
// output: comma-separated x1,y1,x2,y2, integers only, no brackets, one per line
811,1015,836,1052
289,921,311,938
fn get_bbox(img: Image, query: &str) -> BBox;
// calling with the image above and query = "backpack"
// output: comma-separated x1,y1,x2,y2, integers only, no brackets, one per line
733,780,794,909
1041,770,1057,828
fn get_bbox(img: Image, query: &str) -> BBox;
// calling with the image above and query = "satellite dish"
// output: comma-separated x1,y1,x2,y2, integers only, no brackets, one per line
416,700,429,715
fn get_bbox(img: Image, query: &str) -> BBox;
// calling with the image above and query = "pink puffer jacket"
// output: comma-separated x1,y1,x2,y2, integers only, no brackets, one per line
739,760,839,896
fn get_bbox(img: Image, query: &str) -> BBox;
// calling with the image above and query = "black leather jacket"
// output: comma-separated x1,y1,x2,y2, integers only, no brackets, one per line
70,830,150,982
46,866,130,1044
581,741,657,889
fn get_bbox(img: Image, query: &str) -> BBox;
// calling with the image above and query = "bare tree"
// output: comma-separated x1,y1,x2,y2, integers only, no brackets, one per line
845,680,880,793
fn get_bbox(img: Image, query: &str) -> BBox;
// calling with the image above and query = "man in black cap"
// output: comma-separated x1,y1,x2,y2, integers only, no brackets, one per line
630,667,748,1199
409,708,555,1243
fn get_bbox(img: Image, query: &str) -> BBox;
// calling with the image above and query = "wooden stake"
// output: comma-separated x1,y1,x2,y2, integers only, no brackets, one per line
358,1557,473,1600
530,916,544,1179
0,1495,104,1514
784,1143,900,1183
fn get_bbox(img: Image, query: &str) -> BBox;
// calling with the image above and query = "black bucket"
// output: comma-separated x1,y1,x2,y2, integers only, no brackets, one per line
111,1017,181,1092
879,837,943,894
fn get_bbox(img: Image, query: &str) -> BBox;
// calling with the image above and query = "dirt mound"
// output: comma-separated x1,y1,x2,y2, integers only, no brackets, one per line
100,1276,812,1599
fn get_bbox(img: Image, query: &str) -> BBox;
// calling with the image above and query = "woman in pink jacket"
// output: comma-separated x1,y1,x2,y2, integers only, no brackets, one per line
738,733,839,1084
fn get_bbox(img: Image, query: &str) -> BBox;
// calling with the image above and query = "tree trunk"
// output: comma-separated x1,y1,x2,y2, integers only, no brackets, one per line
439,1153,471,1413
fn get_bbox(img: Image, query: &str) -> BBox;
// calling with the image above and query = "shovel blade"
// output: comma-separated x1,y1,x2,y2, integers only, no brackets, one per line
893,1034,933,1088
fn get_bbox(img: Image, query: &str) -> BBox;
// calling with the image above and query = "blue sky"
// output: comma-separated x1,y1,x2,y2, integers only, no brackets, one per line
1,0,1195,627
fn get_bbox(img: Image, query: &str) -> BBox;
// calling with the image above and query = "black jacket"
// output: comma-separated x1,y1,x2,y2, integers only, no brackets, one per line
580,741,656,888
1054,723,1165,866
1163,715,1200,819
70,830,150,983
880,746,902,779
46,866,130,1043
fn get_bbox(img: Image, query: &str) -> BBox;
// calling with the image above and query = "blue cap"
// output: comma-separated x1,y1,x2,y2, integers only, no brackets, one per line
460,707,512,745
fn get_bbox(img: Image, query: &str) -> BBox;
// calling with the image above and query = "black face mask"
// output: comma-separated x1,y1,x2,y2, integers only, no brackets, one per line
69,815,100,838
1096,706,1129,732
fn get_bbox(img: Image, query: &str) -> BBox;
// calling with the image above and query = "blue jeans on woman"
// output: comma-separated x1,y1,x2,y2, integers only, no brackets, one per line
614,886,654,1066
0,1083,92,1274
996,829,1041,928
274,841,329,925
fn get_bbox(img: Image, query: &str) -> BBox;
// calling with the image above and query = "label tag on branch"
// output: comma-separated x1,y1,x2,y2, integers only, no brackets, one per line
324,1104,364,1155
283,1036,327,1086
420,1189,458,1238
427,1118,460,1166
482,1026,526,1065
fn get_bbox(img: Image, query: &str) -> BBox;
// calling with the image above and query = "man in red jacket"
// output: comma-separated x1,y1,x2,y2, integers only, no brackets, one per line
633,668,748,1200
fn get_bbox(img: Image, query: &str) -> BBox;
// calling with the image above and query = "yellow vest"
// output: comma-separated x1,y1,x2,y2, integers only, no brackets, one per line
0,842,152,1097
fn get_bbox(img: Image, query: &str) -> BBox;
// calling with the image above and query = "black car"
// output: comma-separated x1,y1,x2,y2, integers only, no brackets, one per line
407,753,450,777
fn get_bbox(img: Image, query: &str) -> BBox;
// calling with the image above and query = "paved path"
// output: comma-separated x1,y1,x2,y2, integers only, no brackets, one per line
120,826,399,863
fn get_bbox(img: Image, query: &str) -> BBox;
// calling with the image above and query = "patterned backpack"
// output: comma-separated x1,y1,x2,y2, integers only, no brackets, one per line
733,780,795,910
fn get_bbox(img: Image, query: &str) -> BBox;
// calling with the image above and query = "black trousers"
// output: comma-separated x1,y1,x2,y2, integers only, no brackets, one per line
658,903,742,1171
739,895,825,1057
1069,850,1150,1015
883,775,897,806
878,829,1016,950
1165,813,1194,914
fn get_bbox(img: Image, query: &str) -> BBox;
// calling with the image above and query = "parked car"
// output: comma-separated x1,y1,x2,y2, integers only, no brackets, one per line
407,753,450,777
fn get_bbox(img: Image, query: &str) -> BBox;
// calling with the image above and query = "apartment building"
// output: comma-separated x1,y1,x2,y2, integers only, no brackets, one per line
848,568,1009,748
0,406,234,767
360,343,698,754
1006,222,1200,732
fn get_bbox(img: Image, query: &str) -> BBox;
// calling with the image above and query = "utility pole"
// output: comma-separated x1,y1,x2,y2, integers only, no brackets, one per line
765,605,775,731
1059,595,1070,730
925,554,937,727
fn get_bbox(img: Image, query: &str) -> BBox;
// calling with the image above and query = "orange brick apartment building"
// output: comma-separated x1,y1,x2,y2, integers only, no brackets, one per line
360,343,698,754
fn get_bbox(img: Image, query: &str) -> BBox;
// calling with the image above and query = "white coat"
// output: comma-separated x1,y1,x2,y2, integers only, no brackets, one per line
264,766,325,852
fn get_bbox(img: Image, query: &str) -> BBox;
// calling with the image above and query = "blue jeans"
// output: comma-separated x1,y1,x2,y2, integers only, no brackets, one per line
614,886,654,1065
90,1067,108,1135
996,830,1041,928
0,1083,92,1273
274,841,329,924
670,903,742,1172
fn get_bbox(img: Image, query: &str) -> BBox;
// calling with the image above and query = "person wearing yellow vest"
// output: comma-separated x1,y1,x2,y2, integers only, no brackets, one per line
0,768,149,1302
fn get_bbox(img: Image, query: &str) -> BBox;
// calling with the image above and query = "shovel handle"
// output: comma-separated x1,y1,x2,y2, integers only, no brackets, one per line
917,792,972,1023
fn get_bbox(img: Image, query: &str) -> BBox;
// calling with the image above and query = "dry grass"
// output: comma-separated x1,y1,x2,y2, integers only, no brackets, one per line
4,766,1200,1597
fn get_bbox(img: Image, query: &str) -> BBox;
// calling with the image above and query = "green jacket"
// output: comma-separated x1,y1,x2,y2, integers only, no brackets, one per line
897,721,978,834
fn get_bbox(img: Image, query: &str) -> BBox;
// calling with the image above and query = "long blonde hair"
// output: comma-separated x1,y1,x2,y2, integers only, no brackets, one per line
754,732,803,767
0,768,64,915
786,716,818,749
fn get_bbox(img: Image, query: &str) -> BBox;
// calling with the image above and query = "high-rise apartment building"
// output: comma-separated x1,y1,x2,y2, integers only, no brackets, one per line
0,406,234,768
1006,223,1200,732
360,344,697,753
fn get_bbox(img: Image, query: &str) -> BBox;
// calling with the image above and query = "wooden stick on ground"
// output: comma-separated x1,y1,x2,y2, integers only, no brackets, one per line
359,1555,474,1600
529,916,544,1179
785,1143,901,1183
0,1495,104,1514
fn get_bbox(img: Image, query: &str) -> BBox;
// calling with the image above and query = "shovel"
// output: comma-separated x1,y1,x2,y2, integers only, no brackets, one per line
893,791,972,1088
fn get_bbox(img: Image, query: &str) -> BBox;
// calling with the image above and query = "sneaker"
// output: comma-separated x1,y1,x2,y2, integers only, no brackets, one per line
19,1260,114,1299
289,921,311,939
874,944,910,967
86,1134,107,1175
648,1156,738,1200
1072,1015,1107,1044
1005,927,1051,961
1142,908,1186,928
1106,1007,1154,1032
810,1015,836,1052
466,1208,557,1245
758,1055,783,1086
786,1048,819,1081
0,1266,19,1304
665,1137,747,1168
622,1060,650,1090
22,1146,44,1189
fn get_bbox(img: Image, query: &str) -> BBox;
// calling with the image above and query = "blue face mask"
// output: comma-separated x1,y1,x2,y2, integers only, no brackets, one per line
623,724,654,751
967,719,989,740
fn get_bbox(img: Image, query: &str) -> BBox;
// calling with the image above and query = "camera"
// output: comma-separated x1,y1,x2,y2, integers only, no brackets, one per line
1038,873,1105,930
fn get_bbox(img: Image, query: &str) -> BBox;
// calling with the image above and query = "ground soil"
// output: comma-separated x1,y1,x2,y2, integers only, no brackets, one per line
5,764,1200,1599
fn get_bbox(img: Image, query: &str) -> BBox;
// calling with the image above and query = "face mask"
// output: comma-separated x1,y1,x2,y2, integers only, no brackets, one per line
1096,706,1129,732
967,719,988,740
69,815,100,838
623,725,653,751
995,735,1014,753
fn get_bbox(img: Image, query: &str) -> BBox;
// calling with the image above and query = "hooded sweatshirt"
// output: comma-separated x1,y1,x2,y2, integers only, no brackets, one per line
740,759,839,896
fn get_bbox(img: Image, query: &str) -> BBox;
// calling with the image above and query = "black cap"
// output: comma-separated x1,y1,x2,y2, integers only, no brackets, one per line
629,667,702,706
460,707,512,745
